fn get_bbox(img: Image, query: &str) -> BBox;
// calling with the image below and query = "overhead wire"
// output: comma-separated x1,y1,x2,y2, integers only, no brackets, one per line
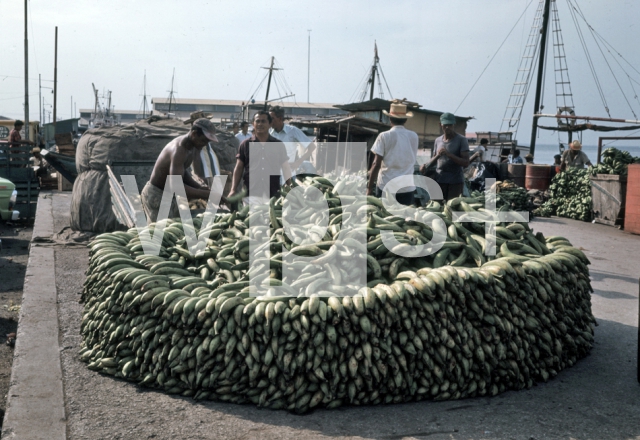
576,5,637,119
570,1,640,117
348,66,371,104
500,0,544,135
566,0,610,117
377,63,393,100
455,0,534,114
245,57,273,102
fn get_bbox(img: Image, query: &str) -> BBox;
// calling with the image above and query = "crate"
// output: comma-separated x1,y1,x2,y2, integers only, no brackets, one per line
58,172,73,191
590,174,627,227
624,164,640,234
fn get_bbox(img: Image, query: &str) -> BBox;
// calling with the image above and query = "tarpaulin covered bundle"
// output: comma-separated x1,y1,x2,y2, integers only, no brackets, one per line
71,118,240,233
71,118,190,232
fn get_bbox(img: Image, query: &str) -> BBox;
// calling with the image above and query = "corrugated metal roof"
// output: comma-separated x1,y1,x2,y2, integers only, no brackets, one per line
335,98,472,120
150,98,341,109
290,114,390,135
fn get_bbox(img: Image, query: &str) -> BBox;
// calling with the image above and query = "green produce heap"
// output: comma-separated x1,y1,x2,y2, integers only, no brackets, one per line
534,168,592,221
80,175,595,413
471,180,530,213
590,147,640,176
537,147,640,220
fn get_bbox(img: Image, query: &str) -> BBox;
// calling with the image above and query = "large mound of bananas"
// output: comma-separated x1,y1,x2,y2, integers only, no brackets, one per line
534,169,592,221
590,147,640,176
80,176,595,413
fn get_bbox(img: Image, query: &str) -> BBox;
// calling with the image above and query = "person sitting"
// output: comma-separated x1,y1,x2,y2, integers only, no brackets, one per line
30,147,51,178
502,148,524,164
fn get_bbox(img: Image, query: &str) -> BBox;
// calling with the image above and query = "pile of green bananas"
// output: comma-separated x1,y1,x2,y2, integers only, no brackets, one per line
471,181,530,213
534,169,592,221
590,147,640,176
79,176,595,413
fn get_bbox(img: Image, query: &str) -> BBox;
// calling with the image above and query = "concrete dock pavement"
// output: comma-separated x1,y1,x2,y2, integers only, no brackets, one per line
3,191,640,439
1,192,66,440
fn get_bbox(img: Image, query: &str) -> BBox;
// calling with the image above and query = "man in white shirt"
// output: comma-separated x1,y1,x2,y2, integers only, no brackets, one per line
470,138,488,163
367,102,419,206
268,105,316,174
235,121,251,143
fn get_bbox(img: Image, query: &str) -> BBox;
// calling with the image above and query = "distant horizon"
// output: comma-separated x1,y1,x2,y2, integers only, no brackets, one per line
4,1,640,148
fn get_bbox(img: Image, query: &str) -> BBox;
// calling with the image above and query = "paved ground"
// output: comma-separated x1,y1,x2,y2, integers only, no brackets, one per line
14,192,640,439
0,219,32,428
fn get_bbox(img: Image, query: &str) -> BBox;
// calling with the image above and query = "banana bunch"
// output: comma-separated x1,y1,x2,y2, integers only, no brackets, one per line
535,169,592,221
471,181,530,213
79,176,595,413
590,147,640,176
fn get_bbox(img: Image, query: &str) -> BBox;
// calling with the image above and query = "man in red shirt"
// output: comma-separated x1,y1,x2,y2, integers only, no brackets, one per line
9,120,34,149
8,120,34,166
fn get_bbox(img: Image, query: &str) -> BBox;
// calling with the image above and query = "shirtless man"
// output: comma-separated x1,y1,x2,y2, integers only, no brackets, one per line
142,118,225,222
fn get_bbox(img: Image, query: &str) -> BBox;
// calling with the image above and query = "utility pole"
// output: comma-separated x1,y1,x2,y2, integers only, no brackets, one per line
54,26,58,131
39,74,42,126
529,0,551,156
71,96,73,118
307,30,311,103
24,0,29,140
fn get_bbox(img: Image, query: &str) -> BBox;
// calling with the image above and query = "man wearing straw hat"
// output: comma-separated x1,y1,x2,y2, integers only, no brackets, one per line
560,140,592,171
367,101,419,206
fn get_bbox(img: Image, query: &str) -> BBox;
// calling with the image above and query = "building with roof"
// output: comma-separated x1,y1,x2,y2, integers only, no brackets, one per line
150,98,347,124
289,98,472,173
78,109,145,130
334,98,472,149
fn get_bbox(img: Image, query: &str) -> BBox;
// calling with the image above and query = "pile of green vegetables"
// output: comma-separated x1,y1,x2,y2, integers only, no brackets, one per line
590,147,640,176
471,181,530,214
534,169,592,221
79,175,595,413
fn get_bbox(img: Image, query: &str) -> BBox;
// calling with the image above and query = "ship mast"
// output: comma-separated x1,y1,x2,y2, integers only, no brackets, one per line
529,0,552,156
369,43,379,101
167,68,176,116
263,56,276,111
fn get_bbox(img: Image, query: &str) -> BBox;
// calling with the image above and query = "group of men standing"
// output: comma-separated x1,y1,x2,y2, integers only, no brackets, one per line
143,102,473,221
142,106,315,221
367,105,470,205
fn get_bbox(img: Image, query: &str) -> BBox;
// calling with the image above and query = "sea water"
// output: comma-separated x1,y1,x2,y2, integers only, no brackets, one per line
527,143,640,165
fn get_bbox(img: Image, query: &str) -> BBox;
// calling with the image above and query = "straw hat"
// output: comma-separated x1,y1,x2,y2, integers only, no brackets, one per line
570,140,582,150
32,147,41,154
382,103,413,119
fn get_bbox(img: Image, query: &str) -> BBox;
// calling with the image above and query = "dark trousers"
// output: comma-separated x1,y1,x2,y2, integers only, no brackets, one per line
375,187,415,206
438,182,464,201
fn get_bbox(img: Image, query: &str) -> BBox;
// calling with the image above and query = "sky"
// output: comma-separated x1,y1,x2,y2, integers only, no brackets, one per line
3,0,640,149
